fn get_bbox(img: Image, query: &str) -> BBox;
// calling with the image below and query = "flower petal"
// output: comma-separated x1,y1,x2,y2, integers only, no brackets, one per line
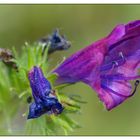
39,29,71,54
53,20,140,110
28,98,63,119
100,78,132,110
107,24,125,46
28,66,52,103
28,102,46,119
28,66,63,119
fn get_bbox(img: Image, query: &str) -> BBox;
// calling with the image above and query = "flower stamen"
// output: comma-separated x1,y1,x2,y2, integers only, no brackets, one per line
129,80,140,97
101,52,126,72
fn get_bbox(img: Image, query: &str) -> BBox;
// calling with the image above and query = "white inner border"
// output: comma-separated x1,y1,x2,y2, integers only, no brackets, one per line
0,0,140,4
0,1,139,139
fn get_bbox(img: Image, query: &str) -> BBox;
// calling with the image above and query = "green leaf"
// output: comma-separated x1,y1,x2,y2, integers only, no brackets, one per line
47,73,58,85
55,83,72,90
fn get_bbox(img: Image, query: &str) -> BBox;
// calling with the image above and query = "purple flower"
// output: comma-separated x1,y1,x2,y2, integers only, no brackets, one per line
53,20,140,111
28,66,63,119
39,29,71,54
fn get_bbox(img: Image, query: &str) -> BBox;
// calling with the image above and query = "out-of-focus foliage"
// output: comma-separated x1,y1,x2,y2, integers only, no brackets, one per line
0,4,140,135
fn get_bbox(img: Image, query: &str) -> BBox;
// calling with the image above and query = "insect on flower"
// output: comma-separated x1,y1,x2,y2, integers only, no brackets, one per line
39,29,71,55
53,20,140,111
28,66,63,119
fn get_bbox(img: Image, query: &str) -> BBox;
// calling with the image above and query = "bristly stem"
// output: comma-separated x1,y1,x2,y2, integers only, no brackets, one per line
0,42,83,135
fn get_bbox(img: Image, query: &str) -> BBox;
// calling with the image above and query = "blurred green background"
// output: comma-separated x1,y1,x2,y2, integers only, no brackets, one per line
1,4,140,135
